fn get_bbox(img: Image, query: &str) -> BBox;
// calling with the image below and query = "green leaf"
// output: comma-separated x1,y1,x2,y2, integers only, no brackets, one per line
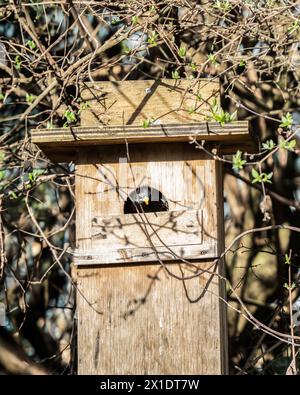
14,55,22,70
207,53,219,66
142,119,152,128
209,103,237,126
263,172,273,184
229,111,237,122
287,20,299,34
26,93,35,103
9,191,18,199
232,150,246,171
26,40,36,50
251,168,259,179
262,139,276,150
111,17,120,25
28,168,44,183
280,138,297,151
251,169,273,184
196,91,202,100
214,0,231,11
131,15,139,25
178,47,186,59
63,109,77,124
149,5,156,14
288,139,297,149
190,62,197,72
283,282,296,291
188,107,196,115
279,112,293,129
284,254,291,265
171,70,180,80
121,41,131,55
147,31,159,46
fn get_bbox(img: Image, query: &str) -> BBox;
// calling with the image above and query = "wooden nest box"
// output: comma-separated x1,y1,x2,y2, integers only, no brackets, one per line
31,79,255,374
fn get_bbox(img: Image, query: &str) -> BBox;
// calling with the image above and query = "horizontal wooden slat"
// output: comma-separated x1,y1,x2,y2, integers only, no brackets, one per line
31,121,256,153
73,209,217,265
72,243,218,266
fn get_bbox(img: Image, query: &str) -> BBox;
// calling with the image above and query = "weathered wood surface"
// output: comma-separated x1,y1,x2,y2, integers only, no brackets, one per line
73,209,218,265
76,260,223,375
31,79,257,161
31,121,255,155
72,80,229,374
73,244,218,266
74,144,227,374
80,79,218,126
28,79,233,374
29,79,242,374
215,160,229,374
74,144,215,245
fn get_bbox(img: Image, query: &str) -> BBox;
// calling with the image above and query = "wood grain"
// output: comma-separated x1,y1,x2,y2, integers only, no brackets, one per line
80,79,218,126
31,121,256,156
31,79,256,162
73,206,219,265
68,80,229,374
74,145,227,374
77,261,222,375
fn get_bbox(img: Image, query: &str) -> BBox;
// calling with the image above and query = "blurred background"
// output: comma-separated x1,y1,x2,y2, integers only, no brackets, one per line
0,0,299,374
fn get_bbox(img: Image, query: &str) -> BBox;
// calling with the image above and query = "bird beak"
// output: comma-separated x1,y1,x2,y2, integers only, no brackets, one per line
143,196,150,205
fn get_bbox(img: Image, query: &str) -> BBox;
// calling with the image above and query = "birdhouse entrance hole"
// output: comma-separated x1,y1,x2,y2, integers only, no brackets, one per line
124,186,169,214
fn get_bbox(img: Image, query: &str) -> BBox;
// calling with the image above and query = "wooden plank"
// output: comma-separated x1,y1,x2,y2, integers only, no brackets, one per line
75,151,93,251
91,209,205,246
75,143,209,215
215,159,229,374
76,261,222,374
72,209,217,265
31,121,256,153
80,79,218,127
73,244,218,265
74,148,227,374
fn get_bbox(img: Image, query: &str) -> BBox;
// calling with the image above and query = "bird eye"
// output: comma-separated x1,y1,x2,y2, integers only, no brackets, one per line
124,186,169,214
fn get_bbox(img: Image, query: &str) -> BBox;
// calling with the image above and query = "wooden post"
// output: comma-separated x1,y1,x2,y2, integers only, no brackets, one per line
31,79,255,374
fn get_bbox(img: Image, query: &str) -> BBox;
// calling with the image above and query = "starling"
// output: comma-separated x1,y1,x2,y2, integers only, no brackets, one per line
124,186,169,214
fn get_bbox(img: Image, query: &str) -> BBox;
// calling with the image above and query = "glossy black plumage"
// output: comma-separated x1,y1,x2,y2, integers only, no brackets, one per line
124,186,169,214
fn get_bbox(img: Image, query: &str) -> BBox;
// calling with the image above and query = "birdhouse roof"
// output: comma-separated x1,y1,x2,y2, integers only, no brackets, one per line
31,79,257,161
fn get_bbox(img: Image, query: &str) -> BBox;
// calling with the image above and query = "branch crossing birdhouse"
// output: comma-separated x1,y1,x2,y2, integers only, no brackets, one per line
32,79,255,374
